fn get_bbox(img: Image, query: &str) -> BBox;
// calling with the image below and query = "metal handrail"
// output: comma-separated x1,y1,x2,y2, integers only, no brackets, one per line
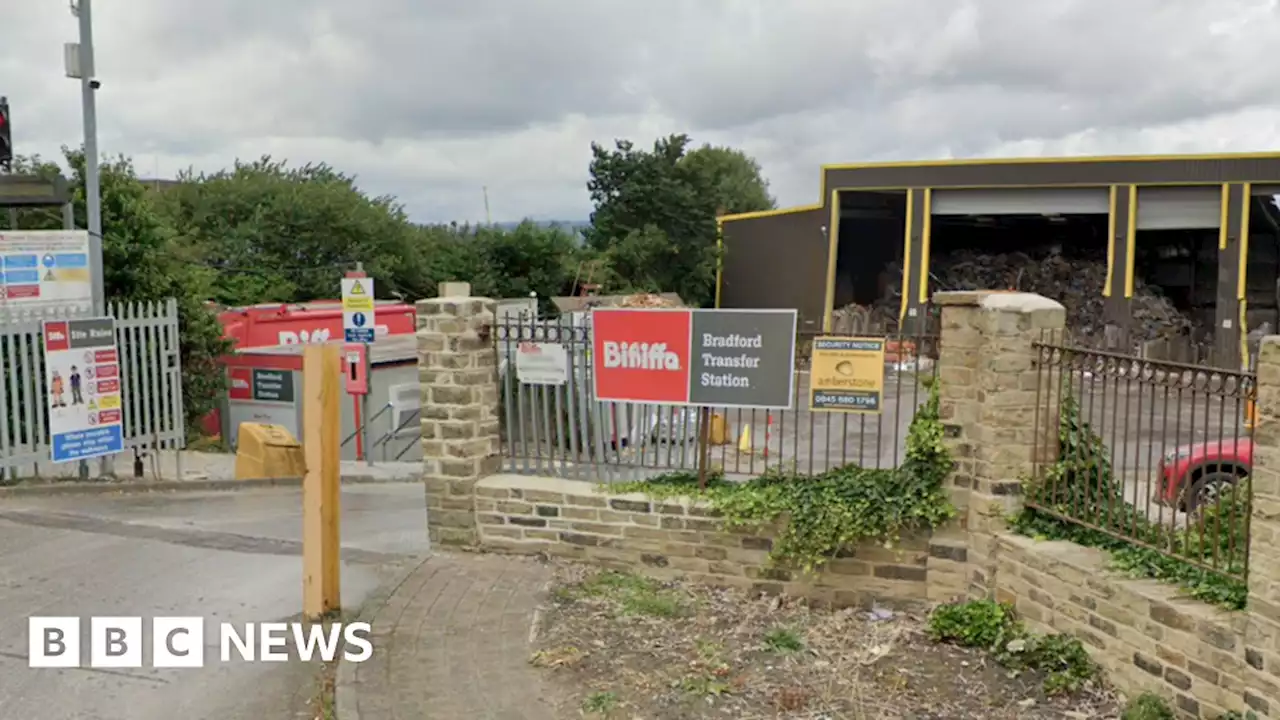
341,403,391,447
393,428,421,460
379,408,421,461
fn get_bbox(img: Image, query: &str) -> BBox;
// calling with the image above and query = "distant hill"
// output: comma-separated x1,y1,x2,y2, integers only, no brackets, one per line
491,220,590,232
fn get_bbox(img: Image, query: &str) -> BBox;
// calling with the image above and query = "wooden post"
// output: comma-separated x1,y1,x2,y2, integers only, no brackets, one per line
303,343,342,619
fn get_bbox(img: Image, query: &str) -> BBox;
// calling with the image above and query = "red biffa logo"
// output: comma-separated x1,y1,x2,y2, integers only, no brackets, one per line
44,322,70,352
591,309,691,404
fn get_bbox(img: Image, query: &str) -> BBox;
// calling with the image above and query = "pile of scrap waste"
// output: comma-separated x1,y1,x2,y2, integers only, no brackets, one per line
834,249,1192,345
618,292,682,308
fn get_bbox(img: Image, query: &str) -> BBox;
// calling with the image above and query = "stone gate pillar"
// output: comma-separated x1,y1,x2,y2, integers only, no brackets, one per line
416,282,501,547
925,291,1066,600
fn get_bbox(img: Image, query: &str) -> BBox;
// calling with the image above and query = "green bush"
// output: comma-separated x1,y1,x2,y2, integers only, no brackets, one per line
927,599,1100,696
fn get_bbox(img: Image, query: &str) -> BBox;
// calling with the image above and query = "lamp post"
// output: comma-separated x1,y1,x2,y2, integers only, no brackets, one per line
66,0,110,478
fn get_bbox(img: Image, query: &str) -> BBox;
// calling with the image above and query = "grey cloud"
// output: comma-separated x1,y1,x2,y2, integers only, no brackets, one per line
9,0,1280,223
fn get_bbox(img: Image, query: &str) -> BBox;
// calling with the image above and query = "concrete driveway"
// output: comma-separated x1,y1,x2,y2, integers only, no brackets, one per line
0,482,427,720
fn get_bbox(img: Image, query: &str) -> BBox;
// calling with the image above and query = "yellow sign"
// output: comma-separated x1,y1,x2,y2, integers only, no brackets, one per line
809,336,886,413
341,277,375,312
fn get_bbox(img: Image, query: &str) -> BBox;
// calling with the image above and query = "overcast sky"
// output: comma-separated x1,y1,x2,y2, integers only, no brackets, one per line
6,0,1280,224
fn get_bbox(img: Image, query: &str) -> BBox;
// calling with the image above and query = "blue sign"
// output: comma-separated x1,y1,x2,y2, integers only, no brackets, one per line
52,425,124,463
352,312,366,327
345,328,375,343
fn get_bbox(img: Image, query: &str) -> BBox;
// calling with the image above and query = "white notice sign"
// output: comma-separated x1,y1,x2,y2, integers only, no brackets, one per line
515,342,568,385
0,230,94,320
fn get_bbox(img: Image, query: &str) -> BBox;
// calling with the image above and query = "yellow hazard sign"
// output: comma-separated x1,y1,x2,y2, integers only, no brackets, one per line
342,277,375,312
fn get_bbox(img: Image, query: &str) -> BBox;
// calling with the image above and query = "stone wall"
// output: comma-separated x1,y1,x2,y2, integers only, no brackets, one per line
475,474,933,609
995,534,1271,718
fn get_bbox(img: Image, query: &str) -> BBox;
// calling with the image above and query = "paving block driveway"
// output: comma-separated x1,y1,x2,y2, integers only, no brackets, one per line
340,552,565,720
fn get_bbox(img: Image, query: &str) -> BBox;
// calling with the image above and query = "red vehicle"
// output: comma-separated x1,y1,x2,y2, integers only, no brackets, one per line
1156,438,1252,511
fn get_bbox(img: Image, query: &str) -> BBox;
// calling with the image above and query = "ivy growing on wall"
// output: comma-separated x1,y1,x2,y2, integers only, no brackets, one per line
608,383,956,572
1010,395,1249,610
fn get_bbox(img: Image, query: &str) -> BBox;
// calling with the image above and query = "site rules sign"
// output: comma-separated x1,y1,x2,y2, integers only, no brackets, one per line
342,277,376,343
43,317,125,462
809,337,886,412
591,308,797,409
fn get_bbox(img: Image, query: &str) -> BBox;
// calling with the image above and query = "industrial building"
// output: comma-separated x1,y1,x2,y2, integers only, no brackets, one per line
716,153,1280,365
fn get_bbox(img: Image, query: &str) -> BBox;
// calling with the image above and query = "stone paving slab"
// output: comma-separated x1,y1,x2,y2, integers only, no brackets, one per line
339,552,563,720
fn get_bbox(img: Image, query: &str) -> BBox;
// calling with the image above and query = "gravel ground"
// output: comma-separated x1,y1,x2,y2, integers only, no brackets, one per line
531,563,1124,719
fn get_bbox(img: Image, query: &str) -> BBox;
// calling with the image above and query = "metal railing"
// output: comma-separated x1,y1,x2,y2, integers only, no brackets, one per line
494,311,941,482
1027,331,1253,582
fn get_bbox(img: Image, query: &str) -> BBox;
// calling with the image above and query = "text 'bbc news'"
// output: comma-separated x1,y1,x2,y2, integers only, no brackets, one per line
28,617,373,668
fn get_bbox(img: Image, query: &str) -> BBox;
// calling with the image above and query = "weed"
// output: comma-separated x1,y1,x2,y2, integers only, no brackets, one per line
927,599,1099,696
680,638,733,699
761,626,805,653
771,685,809,712
1216,711,1260,720
582,690,619,715
1120,692,1174,720
927,598,1018,649
578,570,686,618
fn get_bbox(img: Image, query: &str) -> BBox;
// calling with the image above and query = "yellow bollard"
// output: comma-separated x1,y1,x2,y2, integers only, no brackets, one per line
303,343,342,619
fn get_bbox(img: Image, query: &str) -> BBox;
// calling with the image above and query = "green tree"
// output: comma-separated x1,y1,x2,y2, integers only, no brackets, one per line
471,221,584,300
156,157,432,306
583,135,774,307
2,149,230,433
680,144,775,215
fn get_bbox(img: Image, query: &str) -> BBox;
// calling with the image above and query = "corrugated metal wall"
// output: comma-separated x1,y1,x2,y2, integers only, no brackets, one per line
719,208,828,334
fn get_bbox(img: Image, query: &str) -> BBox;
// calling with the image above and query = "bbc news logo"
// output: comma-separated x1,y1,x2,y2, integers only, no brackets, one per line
28,617,373,668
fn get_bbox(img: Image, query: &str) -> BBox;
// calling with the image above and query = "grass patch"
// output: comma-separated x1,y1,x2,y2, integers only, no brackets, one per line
577,570,687,618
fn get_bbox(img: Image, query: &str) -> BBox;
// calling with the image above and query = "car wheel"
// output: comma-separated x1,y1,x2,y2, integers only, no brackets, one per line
1186,471,1241,513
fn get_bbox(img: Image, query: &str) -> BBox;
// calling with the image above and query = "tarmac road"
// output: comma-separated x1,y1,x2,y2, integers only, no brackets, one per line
0,482,427,720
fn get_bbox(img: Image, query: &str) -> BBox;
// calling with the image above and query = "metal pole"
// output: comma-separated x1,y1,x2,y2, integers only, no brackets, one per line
361,389,372,467
352,261,372,465
77,0,104,311
77,0,111,478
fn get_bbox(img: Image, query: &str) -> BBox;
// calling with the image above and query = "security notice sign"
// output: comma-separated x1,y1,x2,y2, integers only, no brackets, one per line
591,308,796,409
341,276,376,343
43,317,124,462
809,337,886,412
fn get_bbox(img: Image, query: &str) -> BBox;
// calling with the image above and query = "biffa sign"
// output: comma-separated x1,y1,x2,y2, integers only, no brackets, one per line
590,308,796,409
